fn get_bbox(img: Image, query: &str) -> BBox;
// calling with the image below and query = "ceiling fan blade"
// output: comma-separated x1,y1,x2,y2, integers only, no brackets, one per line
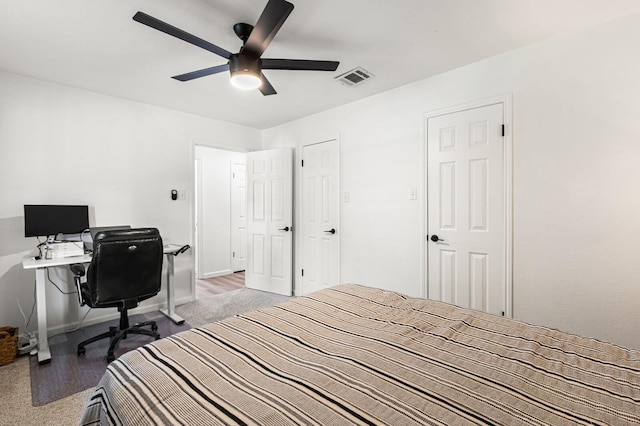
259,74,277,96
172,64,230,82
262,59,339,71
133,12,232,59
242,0,294,58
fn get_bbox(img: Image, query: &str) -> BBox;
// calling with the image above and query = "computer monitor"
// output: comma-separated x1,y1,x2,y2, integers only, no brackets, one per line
24,204,90,238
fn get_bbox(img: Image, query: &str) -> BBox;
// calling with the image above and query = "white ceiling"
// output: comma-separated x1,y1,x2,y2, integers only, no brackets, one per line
2,1,640,129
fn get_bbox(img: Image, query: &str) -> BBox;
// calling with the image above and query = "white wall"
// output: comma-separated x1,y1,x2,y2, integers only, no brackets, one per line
0,71,260,334
194,146,245,278
2,12,639,350
262,13,640,349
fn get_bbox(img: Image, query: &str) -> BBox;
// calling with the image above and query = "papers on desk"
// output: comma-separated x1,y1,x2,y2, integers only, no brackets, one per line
41,242,85,259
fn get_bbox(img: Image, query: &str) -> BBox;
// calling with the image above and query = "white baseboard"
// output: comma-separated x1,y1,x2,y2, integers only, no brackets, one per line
199,269,232,279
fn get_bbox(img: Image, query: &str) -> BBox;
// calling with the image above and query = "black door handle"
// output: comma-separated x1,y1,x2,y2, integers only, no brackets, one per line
324,228,336,235
278,226,290,232
430,234,445,242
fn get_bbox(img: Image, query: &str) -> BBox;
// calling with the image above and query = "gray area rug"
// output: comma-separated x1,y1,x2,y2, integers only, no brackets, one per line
29,288,291,406
176,288,292,328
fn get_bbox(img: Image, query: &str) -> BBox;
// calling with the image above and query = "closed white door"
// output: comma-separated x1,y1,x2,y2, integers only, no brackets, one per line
301,140,340,295
230,160,247,272
426,102,507,316
246,148,293,296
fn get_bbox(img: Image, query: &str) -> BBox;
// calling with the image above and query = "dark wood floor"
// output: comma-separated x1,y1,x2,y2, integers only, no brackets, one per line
196,271,245,298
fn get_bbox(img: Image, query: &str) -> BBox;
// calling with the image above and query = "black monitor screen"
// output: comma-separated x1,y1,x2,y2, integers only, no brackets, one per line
24,204,90,238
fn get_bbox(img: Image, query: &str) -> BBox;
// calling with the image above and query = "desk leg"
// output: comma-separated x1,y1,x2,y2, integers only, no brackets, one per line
160,254,185,325
35,268,51,364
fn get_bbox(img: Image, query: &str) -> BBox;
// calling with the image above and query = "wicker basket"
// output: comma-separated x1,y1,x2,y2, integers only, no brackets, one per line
0,326,18,366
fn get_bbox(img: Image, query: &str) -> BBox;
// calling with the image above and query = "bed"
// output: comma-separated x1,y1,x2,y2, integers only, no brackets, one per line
81,284,640,425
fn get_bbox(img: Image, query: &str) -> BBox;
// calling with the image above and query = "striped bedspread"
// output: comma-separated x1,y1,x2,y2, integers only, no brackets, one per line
81,284,640,425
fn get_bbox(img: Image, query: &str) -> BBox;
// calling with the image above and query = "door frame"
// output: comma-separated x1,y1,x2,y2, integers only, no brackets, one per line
230,159,247,273
190,140,249,300
296,136,341,296
421,94,513,316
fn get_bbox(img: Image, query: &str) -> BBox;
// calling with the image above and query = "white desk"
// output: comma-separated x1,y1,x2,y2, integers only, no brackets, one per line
22,244,188,364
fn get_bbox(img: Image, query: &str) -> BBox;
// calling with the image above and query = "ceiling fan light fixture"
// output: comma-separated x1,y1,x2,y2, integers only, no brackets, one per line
230,72,262,90
229,54,262,90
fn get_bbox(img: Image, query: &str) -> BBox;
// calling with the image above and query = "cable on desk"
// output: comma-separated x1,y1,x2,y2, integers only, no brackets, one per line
15,285,38,354
16,282,37,330
46,267,78,295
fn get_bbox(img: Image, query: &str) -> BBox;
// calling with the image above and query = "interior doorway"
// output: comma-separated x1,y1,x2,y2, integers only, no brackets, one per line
194,145,247,298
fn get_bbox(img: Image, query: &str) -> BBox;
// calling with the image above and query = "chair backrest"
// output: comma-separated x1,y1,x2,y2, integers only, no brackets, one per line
85,228,163,308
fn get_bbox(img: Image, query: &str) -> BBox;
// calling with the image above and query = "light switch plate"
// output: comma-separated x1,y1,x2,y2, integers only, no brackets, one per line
410,187,417,200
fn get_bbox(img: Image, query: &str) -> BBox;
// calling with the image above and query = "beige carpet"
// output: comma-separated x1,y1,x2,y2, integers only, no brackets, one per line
176,287,292,328
0,356,92,425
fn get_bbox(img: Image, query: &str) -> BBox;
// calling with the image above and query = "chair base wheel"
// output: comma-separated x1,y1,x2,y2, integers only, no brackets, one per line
76,318,160,363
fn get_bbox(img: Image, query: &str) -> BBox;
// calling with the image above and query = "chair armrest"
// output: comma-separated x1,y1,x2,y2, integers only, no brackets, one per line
69,263,86,306
69,263,86,277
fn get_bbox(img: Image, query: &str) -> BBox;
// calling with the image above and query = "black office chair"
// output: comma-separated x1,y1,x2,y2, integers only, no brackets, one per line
70,228,163,362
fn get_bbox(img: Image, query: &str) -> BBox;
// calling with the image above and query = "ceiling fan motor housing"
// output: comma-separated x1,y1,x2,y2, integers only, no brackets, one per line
229,54,263,89
230,53,262,75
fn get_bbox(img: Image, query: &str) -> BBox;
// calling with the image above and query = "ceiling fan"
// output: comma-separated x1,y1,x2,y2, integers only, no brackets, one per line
133,0,340,96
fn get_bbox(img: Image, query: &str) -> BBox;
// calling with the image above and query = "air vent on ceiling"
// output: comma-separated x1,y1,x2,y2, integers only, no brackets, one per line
335,67,374,87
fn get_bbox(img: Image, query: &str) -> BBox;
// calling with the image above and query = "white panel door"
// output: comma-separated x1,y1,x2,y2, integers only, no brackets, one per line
427,103,506,316
231,160,247,272
246,148,293,295
301,140,340,295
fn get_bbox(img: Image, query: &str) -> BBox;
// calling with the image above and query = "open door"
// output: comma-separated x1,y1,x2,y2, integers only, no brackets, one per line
245,148,293,295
